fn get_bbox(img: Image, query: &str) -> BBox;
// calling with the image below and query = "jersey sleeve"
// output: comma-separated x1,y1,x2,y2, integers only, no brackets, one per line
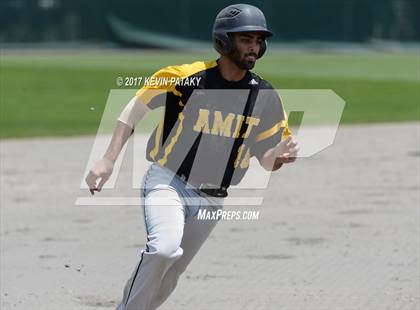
135,66,183,110
251,89,292,161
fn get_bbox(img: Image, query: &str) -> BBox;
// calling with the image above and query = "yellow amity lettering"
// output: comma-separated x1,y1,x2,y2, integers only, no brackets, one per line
232,114,245,138
234,145,251,169
234,144,245,168
193,109,260,138
242,117,260,138
240,148,251,168
193,109,210,133
211,111,235,137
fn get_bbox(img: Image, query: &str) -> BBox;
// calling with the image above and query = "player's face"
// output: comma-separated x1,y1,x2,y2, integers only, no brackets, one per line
229,32,264,70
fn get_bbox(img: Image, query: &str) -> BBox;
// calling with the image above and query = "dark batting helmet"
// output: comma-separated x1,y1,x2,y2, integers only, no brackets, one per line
212,4,273,58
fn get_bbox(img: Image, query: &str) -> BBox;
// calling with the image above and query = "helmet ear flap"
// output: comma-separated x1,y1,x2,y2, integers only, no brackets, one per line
257,40,267,58
213,32,232,55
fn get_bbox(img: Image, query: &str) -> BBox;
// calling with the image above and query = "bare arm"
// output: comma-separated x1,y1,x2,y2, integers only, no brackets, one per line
103,120,134,163
85,96,149,194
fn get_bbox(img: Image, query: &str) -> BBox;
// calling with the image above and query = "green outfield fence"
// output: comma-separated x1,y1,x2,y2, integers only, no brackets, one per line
0,0,419,46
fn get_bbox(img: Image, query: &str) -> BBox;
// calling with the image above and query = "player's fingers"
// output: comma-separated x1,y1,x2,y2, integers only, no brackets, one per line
97,176,109,192
284,135,293,144
286,138,297,147
289,153,298,158
279,152,290,158
289,146,300,154
288,153,298,160
85,171,98,188
85,171,100,195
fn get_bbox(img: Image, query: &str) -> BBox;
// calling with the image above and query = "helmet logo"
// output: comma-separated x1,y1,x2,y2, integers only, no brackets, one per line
220,8,242,18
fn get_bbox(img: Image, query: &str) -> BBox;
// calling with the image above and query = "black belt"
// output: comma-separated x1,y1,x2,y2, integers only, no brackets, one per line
197,184,228,198
178,174,228,198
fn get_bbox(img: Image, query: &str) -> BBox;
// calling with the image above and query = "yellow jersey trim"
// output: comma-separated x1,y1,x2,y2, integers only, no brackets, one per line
149,116,164,160
255,119,288,142
136,60,218,105
157,113,185,166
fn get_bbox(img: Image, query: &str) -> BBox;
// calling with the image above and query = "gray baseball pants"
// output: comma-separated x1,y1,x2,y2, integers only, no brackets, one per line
116,163,224,310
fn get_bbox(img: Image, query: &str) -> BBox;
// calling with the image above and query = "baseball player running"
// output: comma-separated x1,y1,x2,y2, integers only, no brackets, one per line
86,4,299,310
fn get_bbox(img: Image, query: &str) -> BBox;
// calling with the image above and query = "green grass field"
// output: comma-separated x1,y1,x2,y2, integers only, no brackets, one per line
1,50,419,138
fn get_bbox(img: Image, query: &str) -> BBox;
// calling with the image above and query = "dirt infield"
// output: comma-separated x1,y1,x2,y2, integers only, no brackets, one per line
1,122,419,310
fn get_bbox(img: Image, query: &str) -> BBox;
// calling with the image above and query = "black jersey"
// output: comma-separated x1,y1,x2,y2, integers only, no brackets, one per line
136,59,291,188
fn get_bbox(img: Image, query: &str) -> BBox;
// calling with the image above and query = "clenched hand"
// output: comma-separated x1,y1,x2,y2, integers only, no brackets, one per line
273,135,299,164
85,158,114,195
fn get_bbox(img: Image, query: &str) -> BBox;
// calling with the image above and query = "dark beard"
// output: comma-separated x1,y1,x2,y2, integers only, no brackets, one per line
228,45,257,70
